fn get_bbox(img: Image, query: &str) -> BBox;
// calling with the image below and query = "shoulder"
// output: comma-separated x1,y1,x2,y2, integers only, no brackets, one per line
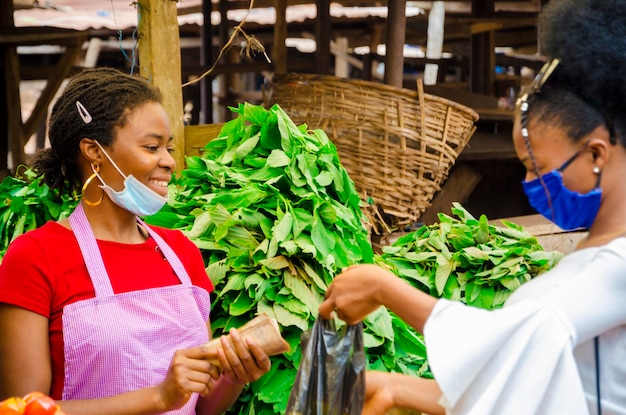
3,221,73,258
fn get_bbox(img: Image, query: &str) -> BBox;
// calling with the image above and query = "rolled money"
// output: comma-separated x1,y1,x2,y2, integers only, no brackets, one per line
203,313,290,367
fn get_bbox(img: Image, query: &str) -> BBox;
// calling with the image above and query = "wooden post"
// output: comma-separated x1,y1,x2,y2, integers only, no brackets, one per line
1,0,25,173
315,0,331,74
273,0,288,75
200,0,213,124
137,0,185,171
470,0,495,95
384,0,407,88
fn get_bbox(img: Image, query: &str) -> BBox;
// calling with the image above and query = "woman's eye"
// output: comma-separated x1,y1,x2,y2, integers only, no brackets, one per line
146,145,158,152
167,147,175,154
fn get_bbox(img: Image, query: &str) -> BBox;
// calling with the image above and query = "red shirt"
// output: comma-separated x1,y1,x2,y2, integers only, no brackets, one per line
0,221,214,399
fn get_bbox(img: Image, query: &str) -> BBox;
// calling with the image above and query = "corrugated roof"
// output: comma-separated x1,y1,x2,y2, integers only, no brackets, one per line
14,0,423,31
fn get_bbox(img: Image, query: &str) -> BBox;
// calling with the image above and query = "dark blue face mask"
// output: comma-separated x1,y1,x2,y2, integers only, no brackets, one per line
521,151,602,231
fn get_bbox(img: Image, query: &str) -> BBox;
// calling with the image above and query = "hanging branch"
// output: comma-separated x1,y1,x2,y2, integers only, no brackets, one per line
182,0,271,88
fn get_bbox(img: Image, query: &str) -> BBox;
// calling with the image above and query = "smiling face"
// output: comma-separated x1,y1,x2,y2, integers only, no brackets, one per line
97,101,175,198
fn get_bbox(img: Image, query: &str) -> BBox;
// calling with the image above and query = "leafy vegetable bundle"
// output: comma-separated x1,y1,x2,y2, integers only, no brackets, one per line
380,202,564,310
146,103,421,414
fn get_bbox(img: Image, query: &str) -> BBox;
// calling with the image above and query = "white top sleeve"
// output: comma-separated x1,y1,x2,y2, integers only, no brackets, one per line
424,298,588,415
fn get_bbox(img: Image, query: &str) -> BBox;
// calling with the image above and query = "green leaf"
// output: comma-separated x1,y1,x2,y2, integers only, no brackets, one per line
434,255,454,296
283,270,320,315
273,303,308,331
266,149,290,168
259,255,290,270
229,291,255,315
364,307,394,340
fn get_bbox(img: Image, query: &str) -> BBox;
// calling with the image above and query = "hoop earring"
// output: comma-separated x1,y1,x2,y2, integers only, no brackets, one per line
82,162,104,206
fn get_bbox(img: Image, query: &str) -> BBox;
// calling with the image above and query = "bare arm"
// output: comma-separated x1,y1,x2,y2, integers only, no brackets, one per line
363,371,444,415
319,264,437,333
0,304,52,398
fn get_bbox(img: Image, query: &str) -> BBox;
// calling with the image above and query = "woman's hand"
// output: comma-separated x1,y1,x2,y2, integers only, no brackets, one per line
318,264,397,324
363,371,445,415
158,346,221,411
363,371,395,415
214,328,272,385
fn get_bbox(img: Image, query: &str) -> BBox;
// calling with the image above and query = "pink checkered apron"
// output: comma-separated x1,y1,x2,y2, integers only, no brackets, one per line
62,203,211,414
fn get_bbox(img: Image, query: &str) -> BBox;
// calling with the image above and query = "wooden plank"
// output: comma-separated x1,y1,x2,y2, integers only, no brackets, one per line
184,123,224,157
138,0,186,171
0,27,87,45
419,163,482,225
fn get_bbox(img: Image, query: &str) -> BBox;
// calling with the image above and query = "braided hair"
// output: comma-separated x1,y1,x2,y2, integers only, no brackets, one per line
528,0,626,146
34,67,162,194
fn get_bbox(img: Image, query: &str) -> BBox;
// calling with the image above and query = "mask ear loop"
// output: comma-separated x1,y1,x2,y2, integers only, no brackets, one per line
82,162,104,206
519,96,556,223
94,141,128,180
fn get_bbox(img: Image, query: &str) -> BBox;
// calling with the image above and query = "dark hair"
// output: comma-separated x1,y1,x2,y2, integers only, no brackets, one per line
34,67,162,194
532,0,626,146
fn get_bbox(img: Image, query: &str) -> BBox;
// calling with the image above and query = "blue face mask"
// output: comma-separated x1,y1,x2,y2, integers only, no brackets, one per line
522,152,601,231
93,142,168,217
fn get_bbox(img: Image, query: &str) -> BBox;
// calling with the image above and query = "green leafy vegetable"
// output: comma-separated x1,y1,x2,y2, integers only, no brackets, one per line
0,167,78,260
381,202,563,309
144,103,389,414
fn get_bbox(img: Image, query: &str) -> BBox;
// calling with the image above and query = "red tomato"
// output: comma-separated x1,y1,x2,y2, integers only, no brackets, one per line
22,393,58,415
0,397,26,415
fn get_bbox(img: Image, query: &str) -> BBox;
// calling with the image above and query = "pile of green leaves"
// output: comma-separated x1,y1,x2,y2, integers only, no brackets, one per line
145,103,427,414
0,167,77,260
380,202,564,310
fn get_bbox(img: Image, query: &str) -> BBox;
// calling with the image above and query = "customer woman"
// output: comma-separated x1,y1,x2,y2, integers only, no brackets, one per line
0,67,271,414
320,0,626,414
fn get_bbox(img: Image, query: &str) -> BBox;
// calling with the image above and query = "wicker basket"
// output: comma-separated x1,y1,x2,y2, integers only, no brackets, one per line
268,73,478,233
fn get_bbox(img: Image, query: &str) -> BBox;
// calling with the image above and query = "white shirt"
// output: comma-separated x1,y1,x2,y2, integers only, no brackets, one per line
423,237,626,415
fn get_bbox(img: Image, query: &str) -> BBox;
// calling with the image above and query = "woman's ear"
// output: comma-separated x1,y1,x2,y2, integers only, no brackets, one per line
79,138,102,164
586,137,609,170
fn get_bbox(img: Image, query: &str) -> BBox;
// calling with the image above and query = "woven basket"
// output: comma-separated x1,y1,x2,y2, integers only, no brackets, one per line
268,73,478,233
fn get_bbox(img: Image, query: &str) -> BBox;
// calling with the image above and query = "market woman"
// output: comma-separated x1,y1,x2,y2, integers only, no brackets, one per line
320,0,626,414
0,68,271,414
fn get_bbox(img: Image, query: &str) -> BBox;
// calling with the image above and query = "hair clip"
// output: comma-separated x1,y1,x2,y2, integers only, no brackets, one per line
76,101,93,124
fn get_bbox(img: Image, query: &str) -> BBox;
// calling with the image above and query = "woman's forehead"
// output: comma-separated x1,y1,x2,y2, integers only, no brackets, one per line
513,115,572,158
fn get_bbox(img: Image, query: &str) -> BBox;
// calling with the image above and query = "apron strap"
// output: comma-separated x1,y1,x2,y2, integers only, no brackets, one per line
137,218,192,286
69,203,193,297
69,203,114,297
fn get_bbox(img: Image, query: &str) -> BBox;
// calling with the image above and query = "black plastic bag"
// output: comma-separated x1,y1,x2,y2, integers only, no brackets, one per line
286,317,365,415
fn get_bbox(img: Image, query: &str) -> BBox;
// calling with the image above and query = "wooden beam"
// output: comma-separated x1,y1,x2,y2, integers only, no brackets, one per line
137,0,185,170
419,163,482,225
